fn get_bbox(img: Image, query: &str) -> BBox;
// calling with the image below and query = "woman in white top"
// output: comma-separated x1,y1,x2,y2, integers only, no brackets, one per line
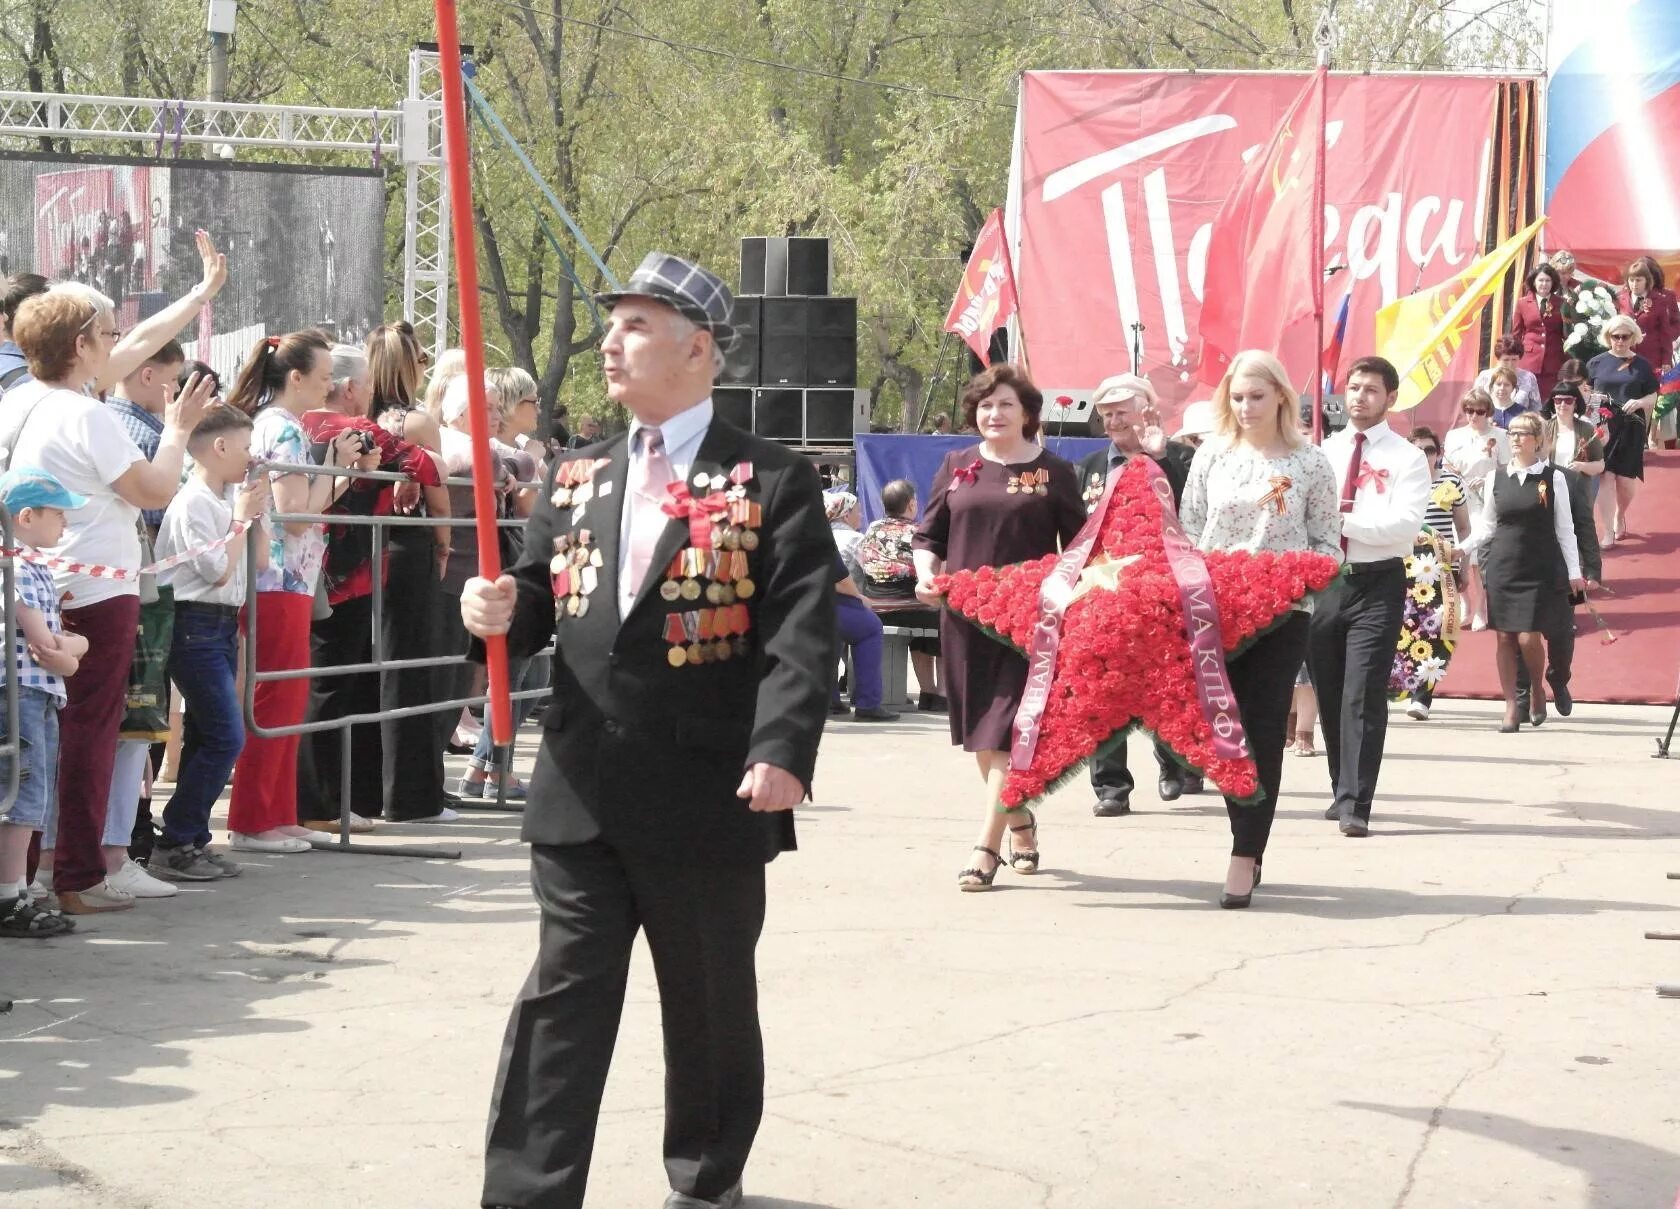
1443,388,1509,630
1460,413,1586,732
1179,350,1342,908
2,287,215,914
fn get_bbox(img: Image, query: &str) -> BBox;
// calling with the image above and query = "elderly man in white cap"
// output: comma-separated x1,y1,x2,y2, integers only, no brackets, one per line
1075,373,1203,816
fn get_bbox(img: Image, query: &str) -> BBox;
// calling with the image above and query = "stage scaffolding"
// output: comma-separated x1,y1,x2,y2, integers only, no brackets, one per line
0,46,452,357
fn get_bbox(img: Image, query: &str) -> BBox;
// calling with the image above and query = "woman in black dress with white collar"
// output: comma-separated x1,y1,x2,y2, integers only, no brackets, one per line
1461,413,1586,732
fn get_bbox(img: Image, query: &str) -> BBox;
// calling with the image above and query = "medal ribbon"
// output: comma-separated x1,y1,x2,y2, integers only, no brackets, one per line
662,483,729,548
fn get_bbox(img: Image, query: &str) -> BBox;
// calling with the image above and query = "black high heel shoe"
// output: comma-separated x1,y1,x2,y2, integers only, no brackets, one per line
1220,859,1260,909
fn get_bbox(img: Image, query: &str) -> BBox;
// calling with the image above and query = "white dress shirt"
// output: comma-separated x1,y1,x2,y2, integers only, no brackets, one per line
618,397,714,619
1321,420,1432,563
1461,459,1582,582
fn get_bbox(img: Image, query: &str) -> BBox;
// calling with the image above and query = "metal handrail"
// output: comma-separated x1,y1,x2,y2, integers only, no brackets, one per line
240,460,553,858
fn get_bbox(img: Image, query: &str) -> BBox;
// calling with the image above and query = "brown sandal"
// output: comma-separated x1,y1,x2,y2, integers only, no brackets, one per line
958,846,1004,892
1006,810,1040,874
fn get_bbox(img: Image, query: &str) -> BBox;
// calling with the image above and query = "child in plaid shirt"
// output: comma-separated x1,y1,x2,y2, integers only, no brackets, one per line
0,467,89,937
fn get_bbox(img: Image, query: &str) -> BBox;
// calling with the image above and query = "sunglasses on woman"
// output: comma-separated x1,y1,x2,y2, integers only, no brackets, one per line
1463,407,1490,415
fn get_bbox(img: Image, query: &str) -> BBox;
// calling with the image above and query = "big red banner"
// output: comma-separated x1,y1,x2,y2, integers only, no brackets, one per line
1010,72,1506,434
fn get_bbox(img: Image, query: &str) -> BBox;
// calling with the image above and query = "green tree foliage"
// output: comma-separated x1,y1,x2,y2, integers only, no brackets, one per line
0,0,1543,428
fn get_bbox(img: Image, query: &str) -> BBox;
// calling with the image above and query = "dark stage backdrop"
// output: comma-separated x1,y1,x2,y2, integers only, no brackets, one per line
0,151,385,378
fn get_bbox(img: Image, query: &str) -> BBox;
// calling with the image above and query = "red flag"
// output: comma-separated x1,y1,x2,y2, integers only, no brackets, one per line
945,209,1020,365
1196,67,1328,386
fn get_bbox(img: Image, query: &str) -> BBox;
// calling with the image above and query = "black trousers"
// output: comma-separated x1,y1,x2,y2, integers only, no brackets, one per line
1225,612,1311,858
296,595,384,822
1089,735,1176,799
1307,562,1406,823
382,528,447,820
483,841,768,1209
1515,605,1576,699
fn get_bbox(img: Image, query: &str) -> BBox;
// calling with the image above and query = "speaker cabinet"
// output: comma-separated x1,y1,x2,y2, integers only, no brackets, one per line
752,387,804,440
739,236,788,296
804,388,858,443
805,297,857,386
786,237,831,295
719,296,761,386
713,386,753,430
759,297,808,385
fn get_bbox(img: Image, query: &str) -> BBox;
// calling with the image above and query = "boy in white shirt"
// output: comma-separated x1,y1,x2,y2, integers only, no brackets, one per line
149,406,269,881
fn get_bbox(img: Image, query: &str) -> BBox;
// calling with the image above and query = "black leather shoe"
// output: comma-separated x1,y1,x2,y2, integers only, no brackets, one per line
1180,774,1204,795
853,706,900,721
1092,793,1132,817
1340,818,1370,838
1158,775,1185,802
828,699,851,716
664,1183,743,1209
917,691,948,713
1323,803,1341,820
1554,686,1573,716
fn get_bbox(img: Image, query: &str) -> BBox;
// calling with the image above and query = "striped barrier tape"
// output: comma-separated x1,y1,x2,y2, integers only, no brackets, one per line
3,520,253,582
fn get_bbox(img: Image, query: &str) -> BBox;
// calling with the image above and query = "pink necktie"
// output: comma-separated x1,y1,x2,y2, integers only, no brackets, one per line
1338,430,1365,554
625,427,673,602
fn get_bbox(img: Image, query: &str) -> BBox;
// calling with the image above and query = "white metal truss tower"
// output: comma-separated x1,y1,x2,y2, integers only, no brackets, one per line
401,47,451,359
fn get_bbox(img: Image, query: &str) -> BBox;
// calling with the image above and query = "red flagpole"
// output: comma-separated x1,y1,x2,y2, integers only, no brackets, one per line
1311,63,1328,445
433,0,513,746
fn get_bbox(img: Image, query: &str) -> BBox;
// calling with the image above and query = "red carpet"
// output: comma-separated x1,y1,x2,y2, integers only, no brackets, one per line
1438,452,1680,705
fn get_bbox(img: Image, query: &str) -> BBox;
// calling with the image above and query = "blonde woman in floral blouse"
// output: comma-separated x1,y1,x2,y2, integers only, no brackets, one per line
1179,350,1342,907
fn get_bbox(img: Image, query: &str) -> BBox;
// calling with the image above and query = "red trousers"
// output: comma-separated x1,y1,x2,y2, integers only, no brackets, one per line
229,592,314,834
48,595,141,894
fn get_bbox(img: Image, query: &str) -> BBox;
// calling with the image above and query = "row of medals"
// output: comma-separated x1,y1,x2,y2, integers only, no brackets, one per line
1008,468,1051,495
552,530,603,618
665,474,762,668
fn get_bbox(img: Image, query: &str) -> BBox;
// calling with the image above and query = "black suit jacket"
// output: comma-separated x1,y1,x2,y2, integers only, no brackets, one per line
1075,440,1194,512
486,416,836,865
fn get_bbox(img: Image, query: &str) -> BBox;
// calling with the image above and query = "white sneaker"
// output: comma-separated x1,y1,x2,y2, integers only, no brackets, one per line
107,858,179,899
229,832,314,854
1406,700,1430,721
407,807,460,824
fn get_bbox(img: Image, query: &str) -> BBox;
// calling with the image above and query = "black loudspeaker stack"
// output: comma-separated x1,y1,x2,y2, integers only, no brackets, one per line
723,236,860,445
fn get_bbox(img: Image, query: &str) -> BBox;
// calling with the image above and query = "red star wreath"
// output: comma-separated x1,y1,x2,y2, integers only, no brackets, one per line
934,457,1339,809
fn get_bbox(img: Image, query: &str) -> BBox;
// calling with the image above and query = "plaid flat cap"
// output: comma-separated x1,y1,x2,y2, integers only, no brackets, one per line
596,252,736,349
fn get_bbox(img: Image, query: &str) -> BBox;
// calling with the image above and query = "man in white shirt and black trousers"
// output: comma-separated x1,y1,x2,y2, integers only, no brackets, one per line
1309,356,1431,837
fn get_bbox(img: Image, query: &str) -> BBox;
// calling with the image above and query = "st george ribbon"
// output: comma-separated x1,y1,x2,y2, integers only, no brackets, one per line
1010,457,1249,774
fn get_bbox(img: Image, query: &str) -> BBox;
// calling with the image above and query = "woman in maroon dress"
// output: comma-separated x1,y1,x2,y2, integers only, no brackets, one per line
914,365,1086,891
1615,256,1680,449
1510,263,1569,399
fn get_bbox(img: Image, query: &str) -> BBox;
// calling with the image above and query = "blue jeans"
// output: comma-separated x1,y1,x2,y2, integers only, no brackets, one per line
160,605,244,849
0,686,59,830
836,596,884,710
468,653,550,771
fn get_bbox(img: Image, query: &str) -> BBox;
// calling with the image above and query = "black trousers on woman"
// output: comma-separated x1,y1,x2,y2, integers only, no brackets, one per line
1226,611,1312,858
382,526,448,820
296,595,384,822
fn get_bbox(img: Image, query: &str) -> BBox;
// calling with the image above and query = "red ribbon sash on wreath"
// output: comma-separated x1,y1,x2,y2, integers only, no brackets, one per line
1141,460,1249,762
1010,466,1120,772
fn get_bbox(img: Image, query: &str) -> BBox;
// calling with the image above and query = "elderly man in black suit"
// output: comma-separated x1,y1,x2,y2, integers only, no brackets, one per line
463,252,837,1209
1075,373,1200,815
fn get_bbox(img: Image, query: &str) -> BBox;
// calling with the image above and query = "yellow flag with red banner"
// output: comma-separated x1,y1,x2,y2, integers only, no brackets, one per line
1376,217,1546,413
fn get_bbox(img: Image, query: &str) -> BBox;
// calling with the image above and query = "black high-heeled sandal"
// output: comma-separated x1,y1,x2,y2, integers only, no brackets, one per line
958,846,1004,892
1220,858,1260,909
1006,810,1040,874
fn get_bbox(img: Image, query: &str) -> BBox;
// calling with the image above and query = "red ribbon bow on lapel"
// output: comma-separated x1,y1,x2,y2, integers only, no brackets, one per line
950,458,984,490
662,482,729,548
1353,462,1389,493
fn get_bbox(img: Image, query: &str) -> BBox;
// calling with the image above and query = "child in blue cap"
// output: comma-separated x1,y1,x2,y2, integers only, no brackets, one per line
0,466,90,936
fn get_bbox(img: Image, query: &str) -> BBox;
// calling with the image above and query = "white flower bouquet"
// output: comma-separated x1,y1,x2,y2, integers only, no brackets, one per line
1564,283,1618,361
